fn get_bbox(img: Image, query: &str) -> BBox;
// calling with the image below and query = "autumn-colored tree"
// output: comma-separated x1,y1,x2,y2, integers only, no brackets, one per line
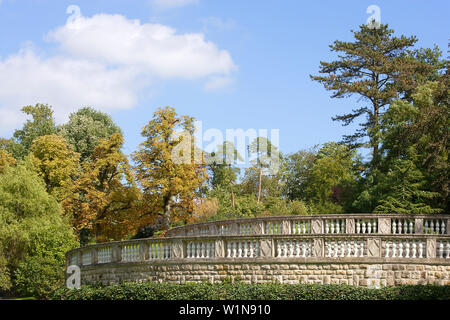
30,134,80,199
132,107,209,230
0,150,16,173
63,133,142,244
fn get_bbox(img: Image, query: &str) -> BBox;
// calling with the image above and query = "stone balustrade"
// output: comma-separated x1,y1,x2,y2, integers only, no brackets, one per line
66,214,450,287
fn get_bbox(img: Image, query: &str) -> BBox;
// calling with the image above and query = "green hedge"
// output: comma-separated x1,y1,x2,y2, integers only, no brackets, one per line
50,282,450,300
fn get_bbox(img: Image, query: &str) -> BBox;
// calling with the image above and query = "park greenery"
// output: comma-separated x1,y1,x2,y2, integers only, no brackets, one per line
0,23,448,298
51,281,450,300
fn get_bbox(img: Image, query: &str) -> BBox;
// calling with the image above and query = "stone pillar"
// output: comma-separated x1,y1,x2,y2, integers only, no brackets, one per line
346,218,355,234
92,248,98,265
231,222,239,235
310,219,323,234
378,218,391,234
282,220,291,234
139,242,148,261
214,239,225,258
446,218,450,235
415,218,424,234
112,244,121,263
172,239,184,259
426,238,436,259
260,239,273,258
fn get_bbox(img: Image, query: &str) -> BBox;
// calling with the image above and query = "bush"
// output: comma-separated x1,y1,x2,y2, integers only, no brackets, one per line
50,282,450,300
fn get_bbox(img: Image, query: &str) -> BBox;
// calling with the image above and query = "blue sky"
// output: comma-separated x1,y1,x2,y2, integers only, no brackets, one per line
0,0,448,160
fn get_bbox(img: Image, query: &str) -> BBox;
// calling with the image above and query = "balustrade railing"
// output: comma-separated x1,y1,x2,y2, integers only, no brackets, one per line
67,214,450,267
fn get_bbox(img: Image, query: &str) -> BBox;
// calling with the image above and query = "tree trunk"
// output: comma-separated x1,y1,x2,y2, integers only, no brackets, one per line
229,179,235,208
162,194,172,230
257,167,263,203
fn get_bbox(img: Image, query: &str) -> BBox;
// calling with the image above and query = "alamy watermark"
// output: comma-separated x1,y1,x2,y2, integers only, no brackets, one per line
170,121,281,175
366,5,381,29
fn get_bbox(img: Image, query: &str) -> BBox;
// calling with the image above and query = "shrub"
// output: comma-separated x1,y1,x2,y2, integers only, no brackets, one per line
50,282,450,300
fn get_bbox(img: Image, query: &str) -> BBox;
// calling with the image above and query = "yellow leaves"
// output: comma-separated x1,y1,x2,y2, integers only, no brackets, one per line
62,133,143,242
132,106,209,229
0,150,16,173
30,134,79,198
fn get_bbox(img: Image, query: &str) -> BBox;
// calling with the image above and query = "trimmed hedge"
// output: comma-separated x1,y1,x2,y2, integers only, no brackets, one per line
50,282,450,300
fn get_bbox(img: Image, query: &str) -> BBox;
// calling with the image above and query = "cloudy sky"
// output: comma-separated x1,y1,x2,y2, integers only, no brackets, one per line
0,0,448,157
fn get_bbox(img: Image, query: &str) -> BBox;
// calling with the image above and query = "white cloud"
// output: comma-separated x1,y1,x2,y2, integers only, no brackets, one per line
0,11,236,135
150,0,199,10
46,13,236,79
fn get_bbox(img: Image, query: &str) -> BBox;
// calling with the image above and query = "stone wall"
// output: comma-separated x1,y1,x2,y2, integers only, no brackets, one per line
79,259,450,288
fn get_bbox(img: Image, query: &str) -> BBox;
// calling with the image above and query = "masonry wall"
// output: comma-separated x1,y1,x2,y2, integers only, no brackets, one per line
79,260,450,287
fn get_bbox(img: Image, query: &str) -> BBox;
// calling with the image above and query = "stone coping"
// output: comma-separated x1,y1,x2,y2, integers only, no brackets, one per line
68,233,450,256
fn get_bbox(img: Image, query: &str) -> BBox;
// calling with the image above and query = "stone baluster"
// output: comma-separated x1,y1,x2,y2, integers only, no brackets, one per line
441,221,446,235
392,220,397,234
346,240,352,257
356,221,361,234
362,221,366,234
333,240,338,258
353,241,358,257
359,240,364,257
367,221,372,234
330,221,334,234
412,242,417,258
405,242,410,258
398,242,403,258
326,241,331,257
392,241,397,258
446,242,450,258
409,221,414,234
418,242,423,258
385,241,390,258
430,220,435,234
439,242,444,258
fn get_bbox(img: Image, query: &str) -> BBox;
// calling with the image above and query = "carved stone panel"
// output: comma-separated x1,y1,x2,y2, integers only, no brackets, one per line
346,218,355,234
378,218,391,234
253,222,264,235
415,218,423,234
260,239,273,258
311,219,323,234
312,239,323,257
214,240,224,258
427,239,436,259
367,239,381,257
172,240,184,259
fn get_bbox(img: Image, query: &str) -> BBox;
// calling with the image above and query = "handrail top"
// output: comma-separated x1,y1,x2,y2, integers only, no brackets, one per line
67,232,450,257
166,213,450,234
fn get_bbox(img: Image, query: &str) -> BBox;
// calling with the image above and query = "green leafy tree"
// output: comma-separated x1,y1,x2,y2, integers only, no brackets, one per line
304,142,361,213
246,137,281,203
208,141,242,208
310,24,443,170
9,104,57,159
281,147,318,201
0,159,77,297
59,107,122,163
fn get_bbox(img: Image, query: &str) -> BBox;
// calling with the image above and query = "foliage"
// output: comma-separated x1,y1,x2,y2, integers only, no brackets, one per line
63,133,142,244
51,282,450,300
8,104,57,159
311,24,443,169
0,150,16,174
132,106,209,230
30,134,80,199
59,107,122,163
0,160,77,297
